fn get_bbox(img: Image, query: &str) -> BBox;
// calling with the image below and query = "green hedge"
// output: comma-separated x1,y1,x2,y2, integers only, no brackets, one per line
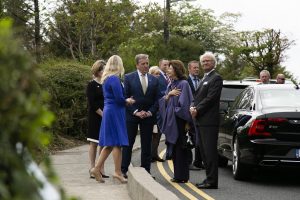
39,59,91,139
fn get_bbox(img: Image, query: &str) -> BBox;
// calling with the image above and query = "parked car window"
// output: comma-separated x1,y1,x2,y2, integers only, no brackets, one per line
233,88,253,110
221,86,245,102
231,90,246,110
240,88,254,110
259,89,300,108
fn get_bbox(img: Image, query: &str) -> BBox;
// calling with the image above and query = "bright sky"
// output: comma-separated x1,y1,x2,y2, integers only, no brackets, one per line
136,0,300,81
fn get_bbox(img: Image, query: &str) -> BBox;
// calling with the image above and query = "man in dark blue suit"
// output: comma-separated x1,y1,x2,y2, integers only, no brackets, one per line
122,54,160,177
187,61,204,170
151,59,169,162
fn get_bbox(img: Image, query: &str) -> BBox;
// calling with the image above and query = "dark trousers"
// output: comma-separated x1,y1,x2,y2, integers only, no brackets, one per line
121,121,153,174
187,129,203,166
187,146,202,166
172,117,189,181
196,126,218,185
193,146,203,166
151,127,162,158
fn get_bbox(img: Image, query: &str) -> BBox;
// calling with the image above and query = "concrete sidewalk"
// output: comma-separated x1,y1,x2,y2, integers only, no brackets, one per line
52,134,178,200
52,144,131,200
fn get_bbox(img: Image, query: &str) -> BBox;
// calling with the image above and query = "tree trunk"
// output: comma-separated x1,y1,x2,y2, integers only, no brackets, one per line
34,0,41,63
90,9,96,57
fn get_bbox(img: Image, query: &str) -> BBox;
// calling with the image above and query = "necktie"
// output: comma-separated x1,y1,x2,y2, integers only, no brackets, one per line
164,73,170,84
141,74,147,94
193,77,199,89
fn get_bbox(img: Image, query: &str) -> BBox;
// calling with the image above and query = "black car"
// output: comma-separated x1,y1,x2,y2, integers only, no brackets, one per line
218,84,300,180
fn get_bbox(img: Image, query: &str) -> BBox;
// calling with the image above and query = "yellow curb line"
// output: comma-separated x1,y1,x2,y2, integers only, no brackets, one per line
158,149,215,200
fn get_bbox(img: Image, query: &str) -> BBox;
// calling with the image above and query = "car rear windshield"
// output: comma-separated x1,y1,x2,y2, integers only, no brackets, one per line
260,89,300,108
221,85,247,101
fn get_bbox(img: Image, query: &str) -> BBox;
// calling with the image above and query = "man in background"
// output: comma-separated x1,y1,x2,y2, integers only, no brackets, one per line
276,73,285,84
187,60,204,170
259,70,271,84
151,59,169,162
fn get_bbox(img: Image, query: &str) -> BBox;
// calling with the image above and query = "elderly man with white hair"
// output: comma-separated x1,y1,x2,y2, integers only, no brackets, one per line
259,70,271,84
190,52,223,189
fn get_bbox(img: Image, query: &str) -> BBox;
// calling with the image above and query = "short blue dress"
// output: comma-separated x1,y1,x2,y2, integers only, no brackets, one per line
99,75,129,147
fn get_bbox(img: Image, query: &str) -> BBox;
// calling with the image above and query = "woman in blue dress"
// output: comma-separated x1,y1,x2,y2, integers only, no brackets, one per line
91,55,135,183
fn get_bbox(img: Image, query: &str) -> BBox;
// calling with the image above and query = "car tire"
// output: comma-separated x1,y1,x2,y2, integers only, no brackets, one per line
218,154,228,167
232,137,250,180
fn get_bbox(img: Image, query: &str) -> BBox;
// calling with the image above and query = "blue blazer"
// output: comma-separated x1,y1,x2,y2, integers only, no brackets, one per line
157,72,168,98
124,71,160,123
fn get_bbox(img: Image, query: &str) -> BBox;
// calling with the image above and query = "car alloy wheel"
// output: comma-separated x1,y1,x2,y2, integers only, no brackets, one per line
232,136,250,180
232,137,239,176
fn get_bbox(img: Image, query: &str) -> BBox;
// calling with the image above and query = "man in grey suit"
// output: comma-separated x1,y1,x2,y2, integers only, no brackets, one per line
190,52,223,189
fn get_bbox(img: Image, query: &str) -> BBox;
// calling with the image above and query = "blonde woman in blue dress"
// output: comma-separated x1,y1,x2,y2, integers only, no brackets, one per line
91,55,135,183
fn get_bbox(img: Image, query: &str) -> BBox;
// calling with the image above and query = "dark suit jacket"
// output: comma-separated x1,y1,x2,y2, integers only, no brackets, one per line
157,72,168,98
187,75,199,95
193,70,223,126
124,71,160,123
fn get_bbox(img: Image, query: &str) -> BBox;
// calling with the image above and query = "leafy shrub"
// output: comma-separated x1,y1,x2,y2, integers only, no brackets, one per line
39,59,91,139
0,19,61,199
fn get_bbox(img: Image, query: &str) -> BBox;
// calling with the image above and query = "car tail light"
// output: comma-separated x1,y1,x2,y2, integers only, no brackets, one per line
267,118,288,123
248,118,287,137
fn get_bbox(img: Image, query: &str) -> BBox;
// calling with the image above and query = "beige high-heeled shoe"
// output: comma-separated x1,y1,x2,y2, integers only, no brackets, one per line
90,168,105,183
113,174,127,184
89,169,95,179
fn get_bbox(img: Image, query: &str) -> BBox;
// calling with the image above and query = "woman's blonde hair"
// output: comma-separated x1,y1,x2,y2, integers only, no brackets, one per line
101,55,124,84
91,60,106,76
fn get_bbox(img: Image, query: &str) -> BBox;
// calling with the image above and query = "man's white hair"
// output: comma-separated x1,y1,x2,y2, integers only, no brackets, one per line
200,51,217,67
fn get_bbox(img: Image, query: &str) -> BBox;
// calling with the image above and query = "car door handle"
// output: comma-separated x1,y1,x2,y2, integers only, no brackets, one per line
232,114,238,120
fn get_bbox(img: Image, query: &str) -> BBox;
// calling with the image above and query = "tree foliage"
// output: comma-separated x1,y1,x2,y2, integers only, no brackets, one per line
46,0,136,61
171,3,239,53
235,29,294,77
119,2,235,69
1,0,44,62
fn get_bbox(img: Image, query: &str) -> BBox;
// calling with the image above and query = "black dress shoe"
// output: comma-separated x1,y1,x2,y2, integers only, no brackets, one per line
170,178,188,183
122,173,128,179
193,163,205,169
165,155,172,160
100,173,110,178
152,157,165,162
195,182,218,189
189,164,202,170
